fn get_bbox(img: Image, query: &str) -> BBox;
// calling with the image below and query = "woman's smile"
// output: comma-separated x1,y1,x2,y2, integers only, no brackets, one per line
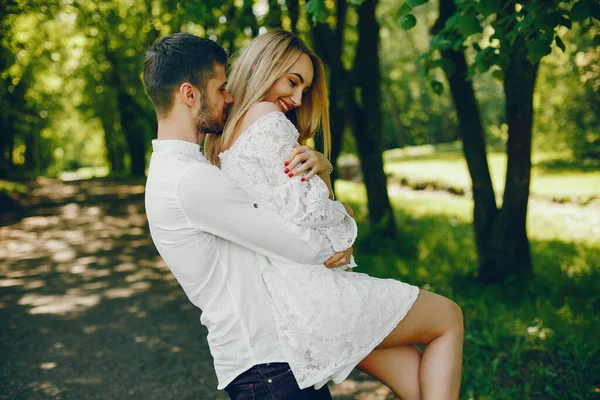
277,98,291,113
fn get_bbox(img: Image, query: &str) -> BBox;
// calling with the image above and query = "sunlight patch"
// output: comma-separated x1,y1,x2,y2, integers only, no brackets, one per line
19,292,100,315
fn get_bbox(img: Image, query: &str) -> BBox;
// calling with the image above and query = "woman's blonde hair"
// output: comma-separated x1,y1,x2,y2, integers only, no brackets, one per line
204,29,330,166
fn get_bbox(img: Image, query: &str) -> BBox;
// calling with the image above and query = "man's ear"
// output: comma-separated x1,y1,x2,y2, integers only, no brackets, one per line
179,82,197,108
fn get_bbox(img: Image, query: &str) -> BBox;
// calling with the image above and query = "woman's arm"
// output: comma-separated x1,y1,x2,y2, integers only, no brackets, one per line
243,108,357,251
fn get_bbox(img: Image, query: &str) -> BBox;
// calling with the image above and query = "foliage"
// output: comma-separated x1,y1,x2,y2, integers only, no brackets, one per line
397,0,600,88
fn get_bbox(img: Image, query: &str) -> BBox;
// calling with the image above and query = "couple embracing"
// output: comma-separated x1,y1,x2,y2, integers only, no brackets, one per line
143,30,463,400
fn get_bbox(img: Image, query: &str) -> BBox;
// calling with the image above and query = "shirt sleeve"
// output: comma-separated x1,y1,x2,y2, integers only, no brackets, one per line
246,112,357,252
176,161,335,265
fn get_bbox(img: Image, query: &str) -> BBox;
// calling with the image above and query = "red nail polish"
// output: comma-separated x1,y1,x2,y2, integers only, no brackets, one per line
284,161,289,166
284,168,289,173
301,178,305,182
288,173,293,177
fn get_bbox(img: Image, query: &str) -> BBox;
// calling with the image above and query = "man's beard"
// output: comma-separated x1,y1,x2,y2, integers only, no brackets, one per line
195,100,226,135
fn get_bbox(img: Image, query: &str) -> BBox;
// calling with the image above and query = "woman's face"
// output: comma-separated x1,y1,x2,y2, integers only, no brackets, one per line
265,52,314,113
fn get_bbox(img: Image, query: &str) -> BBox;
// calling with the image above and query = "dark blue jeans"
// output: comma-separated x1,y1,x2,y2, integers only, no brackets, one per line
225,362,332,400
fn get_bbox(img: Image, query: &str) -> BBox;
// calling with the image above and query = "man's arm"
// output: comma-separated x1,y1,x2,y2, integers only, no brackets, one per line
176,162,336,265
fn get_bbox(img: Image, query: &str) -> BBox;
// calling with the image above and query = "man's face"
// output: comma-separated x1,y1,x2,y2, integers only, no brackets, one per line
195,64,233,135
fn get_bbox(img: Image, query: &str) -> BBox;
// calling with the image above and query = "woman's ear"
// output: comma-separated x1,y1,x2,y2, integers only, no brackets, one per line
179,82,197,108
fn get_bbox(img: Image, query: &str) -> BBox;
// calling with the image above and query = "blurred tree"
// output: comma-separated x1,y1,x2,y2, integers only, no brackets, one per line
403,0,599,282
308,0,397,237
0,0,64,178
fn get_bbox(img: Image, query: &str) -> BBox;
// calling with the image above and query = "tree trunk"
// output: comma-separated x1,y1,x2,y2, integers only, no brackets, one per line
435,0,536,282
435,0,499,280
485,44,537,282
117,90,148,177
285,0,300,34
385,89,407,148
353,0,396,236
100,108,127,173
266,0,282,28
0,112,8,175
310,0,349,186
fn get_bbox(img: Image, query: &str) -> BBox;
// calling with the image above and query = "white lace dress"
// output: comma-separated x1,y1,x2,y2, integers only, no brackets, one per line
218,111,420,389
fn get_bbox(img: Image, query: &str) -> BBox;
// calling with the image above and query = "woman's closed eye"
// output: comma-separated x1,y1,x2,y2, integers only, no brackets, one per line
289,79,297,87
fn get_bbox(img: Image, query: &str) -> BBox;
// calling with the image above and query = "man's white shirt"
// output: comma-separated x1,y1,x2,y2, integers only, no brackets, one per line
145,139,335,389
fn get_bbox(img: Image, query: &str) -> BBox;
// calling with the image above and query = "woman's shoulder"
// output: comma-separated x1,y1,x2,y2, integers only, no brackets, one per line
240,102,285,130
246,101,281,120
237,102,297,138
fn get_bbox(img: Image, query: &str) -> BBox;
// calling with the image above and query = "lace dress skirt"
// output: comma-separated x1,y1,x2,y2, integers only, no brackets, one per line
257,255,419,389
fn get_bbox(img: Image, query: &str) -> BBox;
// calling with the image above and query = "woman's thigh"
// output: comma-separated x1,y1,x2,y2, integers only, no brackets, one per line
376,289,463,350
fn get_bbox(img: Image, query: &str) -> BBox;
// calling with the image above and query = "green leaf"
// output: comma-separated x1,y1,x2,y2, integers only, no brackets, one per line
406,0,428,7
313,10,328,23
527,38,553,63
491,68,504,81
474,47,501,73
305,0,324,14
558,16,573,29
398,13,417,30
431,35,454,50
457,14,481,37
349,0,366,4
430,80,444,95
555,35,566,52
397,2,413,15
452,37,465,51
570,1,591,22
534,12,563,33
473,0,501,17
435,58,455,76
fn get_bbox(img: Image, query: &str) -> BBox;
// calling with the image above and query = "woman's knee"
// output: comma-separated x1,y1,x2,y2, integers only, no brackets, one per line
445,299,464,335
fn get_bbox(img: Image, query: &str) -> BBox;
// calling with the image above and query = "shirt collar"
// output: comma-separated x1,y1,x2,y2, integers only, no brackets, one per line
151,139,208,163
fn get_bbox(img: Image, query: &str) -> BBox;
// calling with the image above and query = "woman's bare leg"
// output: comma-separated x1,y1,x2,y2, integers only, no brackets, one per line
357,345,422,400
376,290,463,400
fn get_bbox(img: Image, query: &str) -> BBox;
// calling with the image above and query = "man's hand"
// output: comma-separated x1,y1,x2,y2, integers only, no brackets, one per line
324,247,353,269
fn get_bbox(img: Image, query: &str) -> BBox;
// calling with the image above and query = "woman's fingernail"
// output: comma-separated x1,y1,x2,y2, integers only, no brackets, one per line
284,161,289,166
284,168,289,173
301,178,305,182
288,173,293,177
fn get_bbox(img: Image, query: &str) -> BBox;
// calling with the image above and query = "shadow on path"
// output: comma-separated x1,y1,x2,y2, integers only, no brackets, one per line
0,179,390,400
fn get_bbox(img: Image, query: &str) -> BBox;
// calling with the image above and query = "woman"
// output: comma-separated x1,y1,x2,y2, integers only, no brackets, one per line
205,30,463,400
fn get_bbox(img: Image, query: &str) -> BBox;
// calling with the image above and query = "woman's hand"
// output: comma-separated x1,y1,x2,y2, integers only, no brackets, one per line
284,145,331,181
324,247,353,269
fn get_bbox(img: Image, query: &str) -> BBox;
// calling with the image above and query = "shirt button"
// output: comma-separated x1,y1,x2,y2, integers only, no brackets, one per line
267,379,272,383
253,203,258,208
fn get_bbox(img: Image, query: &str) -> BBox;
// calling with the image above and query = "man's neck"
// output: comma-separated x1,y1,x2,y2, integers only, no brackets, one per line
156,116,204,145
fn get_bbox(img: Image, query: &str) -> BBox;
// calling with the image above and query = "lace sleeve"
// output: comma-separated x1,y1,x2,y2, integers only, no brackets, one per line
246,112,357,251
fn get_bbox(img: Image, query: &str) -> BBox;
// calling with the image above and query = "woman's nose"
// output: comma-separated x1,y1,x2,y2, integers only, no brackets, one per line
291,93,302,107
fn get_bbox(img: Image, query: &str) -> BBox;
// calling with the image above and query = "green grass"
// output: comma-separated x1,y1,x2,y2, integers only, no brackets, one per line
382,146,600,203
334,180,600,400
0,179,29,195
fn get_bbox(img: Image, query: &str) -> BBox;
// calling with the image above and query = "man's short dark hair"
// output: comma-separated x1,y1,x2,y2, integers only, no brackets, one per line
143,33,227,116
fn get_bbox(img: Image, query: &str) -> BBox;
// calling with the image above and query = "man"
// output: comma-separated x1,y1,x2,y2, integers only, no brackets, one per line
143,33,350,399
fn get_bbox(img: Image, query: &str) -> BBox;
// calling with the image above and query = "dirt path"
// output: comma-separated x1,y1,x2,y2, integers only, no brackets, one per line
0,179,389,400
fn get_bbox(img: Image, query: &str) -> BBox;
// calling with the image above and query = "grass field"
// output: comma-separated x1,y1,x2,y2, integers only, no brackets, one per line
334,176,600,399
380,145,600,204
